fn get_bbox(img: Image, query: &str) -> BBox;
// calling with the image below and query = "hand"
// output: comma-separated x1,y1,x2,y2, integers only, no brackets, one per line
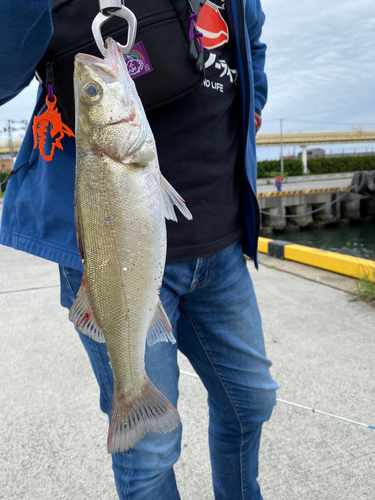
255,110,262,134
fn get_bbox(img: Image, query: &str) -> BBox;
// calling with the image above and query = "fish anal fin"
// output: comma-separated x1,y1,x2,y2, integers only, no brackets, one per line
147,301,175,346
107,377,180,453
68,276,105,343
160,174,193,221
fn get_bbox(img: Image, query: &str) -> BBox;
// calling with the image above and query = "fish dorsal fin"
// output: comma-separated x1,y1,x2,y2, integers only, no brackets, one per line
68,277,106,343
160,174,193,222
147,300,176,346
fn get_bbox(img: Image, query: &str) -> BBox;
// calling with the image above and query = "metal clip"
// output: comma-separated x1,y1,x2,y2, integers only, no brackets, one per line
92,0,137,57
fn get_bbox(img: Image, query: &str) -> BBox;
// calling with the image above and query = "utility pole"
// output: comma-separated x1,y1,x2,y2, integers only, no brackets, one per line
7,120,15,168
280,118,284,174
4,120,27,170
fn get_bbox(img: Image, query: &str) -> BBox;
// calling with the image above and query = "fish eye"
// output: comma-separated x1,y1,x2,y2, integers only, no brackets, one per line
82,82,102,103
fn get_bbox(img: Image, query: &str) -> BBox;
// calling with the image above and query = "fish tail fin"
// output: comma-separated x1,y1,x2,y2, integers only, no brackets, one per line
107,378,180,454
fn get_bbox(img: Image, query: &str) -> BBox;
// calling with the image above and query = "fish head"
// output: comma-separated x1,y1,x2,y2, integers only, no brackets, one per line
74,38,153,165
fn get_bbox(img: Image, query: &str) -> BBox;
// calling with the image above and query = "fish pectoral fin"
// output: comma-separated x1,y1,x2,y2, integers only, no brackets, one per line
107,377,180,453
127,149,156,168
68,277,105,343
160,174,193,222
146,300,175,346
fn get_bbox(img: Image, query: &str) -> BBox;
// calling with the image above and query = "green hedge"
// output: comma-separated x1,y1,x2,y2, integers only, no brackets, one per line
308,156,375,174
257,155,375,178
257,159,303,178
0,172,8,193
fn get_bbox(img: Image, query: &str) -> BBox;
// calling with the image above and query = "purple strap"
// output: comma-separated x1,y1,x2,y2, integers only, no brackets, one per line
189,12,197,40
189,12,204,54
195,30,204,53
47,84,54,101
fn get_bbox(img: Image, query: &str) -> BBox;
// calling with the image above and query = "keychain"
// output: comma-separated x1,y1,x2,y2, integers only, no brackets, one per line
32,63,74,162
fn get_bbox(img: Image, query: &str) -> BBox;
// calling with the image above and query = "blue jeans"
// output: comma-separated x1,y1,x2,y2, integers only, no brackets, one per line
59,242,277,500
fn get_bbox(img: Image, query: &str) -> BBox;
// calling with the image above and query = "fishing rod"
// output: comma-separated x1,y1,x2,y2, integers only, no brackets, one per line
180,369,375,430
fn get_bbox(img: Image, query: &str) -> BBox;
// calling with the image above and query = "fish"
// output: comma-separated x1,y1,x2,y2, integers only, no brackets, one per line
70,37,192,453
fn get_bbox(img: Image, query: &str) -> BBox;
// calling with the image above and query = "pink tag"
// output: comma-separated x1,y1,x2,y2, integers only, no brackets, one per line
124,42,153,79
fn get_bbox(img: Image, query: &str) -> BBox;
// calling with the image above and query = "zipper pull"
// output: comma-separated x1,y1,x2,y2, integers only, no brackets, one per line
46,62,55,102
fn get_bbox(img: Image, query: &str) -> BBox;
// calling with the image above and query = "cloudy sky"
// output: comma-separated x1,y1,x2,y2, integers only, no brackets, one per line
260,0,375,158
1,0,374,160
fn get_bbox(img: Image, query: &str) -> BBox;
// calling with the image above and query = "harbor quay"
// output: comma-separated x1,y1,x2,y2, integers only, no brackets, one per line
257,173,375,235
0,200,374,499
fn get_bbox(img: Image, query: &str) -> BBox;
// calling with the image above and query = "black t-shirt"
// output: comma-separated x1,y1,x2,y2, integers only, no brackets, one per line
148,0,243,262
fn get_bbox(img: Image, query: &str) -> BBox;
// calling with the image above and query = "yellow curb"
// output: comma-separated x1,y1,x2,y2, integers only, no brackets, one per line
258,237,375,282
258,237,272,254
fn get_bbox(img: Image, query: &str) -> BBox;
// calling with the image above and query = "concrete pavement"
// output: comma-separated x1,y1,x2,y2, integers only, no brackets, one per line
257,172,354,194
0,236,374,499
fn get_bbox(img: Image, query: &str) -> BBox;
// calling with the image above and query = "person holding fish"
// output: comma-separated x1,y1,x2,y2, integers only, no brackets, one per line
0,0,278,499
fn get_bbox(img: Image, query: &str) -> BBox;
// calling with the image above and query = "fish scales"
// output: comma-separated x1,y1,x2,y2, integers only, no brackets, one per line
70,38,192,453
79,153,164,394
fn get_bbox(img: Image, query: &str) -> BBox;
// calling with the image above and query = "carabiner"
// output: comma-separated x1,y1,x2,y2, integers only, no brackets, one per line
92,0,137,57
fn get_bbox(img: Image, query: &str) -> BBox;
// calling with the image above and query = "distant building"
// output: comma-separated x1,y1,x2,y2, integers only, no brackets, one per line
297,148,325,160
1,158,12,173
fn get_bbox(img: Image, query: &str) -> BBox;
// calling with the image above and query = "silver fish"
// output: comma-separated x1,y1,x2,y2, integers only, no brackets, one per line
70,38,192,453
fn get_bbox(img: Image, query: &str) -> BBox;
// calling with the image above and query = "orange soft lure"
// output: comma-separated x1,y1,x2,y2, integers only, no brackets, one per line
32,95,75,161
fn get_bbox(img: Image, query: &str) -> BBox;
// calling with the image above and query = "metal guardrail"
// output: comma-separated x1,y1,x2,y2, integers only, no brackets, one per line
256,130,375,147
1,130,375,154
0,139,23,155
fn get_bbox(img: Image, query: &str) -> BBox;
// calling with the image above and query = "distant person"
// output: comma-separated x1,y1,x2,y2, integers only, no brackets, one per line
275,175,283,192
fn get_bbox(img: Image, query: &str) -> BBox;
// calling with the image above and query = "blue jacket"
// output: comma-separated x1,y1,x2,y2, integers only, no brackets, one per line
0,0,267,270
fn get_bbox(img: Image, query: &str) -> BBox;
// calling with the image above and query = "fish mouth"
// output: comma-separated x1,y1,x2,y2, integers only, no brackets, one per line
104,118,130,127
75,56,118,84
75,38,122,84
75,52,103,65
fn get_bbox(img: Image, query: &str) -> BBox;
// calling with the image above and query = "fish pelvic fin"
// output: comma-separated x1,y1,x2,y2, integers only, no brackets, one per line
68,276,106,343
147,300,176,346
160,174,193,222
107,378,180,454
